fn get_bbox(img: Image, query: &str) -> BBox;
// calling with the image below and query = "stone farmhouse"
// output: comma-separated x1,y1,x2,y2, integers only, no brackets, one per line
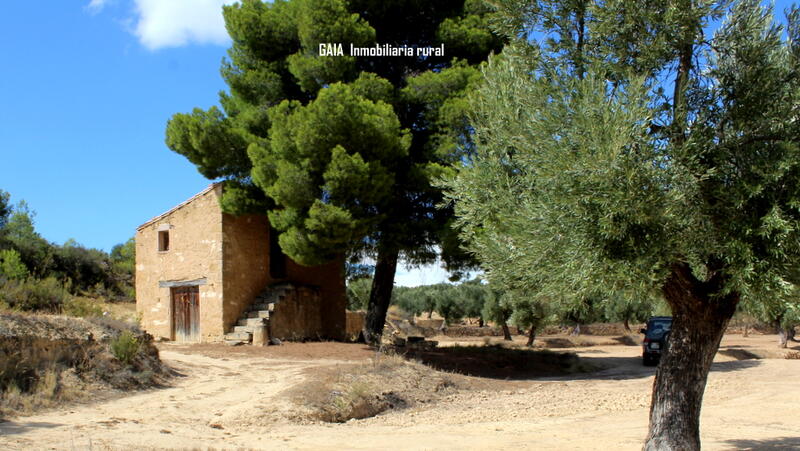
135,183,346,344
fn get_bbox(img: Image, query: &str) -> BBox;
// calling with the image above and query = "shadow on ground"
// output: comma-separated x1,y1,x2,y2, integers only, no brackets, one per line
399,345,597,380
396,341,765,381
0,420,62,435
723,437,800,450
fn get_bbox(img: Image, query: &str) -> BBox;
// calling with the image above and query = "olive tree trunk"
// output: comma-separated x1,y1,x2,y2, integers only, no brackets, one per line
526,325,537,347
644,263,739,451
362,247,399,345
501,323,512,341
774,319,798,348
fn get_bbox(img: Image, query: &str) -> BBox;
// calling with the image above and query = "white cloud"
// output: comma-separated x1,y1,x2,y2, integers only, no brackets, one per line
132,0,236,50
86,0,111,14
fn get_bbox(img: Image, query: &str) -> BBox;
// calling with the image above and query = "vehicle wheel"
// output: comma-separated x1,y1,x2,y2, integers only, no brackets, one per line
642,354,654,366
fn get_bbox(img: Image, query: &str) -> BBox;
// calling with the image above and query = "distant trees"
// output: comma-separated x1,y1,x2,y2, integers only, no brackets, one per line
481,291,513,340
0,189,135,311
741,288,800,348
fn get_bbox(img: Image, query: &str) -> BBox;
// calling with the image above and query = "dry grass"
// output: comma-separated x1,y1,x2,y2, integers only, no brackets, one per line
288,352,457,423
0,367,88,416
0,312,167,419
785,351,800,360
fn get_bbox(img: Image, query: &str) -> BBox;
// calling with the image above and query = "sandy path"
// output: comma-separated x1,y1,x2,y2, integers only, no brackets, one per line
1,336,798,450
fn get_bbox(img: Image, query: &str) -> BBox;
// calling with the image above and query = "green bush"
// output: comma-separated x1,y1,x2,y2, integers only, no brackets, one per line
0,249,28,280
0,277,69,312
110,330,140,365
62,296,104,318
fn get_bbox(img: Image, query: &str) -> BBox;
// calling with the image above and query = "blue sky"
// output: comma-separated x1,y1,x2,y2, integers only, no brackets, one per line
0,0,794,285
1,1,233,253
0,0,452,286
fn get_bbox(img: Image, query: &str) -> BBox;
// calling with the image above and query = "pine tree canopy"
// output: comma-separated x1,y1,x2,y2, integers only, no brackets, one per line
166,0,502,268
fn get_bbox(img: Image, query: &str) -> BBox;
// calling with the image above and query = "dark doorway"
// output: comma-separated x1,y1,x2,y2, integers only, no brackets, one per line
171,286,200,342
269,227,287,279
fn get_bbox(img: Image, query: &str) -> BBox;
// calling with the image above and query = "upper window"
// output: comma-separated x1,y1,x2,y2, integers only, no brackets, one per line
158,230,170,252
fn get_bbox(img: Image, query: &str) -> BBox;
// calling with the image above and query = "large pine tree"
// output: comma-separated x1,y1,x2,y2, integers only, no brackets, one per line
166,0,502,342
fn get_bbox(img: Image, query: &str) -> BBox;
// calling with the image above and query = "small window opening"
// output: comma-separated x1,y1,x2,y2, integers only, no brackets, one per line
158,230,170,251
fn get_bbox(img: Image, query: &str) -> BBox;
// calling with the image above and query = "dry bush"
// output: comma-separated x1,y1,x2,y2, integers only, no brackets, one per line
0,312,167,418
0,367,86,416
288,352,456,423
62,296,104,318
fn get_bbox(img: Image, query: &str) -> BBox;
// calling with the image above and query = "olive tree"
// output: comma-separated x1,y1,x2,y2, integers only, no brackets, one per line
445,1,800,448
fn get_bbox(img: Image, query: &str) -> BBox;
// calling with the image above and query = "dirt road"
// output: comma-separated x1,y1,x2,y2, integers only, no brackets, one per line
1,335,798,450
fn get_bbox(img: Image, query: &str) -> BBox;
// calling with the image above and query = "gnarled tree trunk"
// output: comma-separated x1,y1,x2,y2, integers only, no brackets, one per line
501,323,512,341
362,247,399,345
526,325,537,347
644,263,739,451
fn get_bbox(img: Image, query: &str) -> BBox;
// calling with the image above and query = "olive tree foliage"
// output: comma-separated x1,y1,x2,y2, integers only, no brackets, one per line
481,288,514,339
504,290,550,346
165,0,502,343
445,1,800,449
740,284,800,347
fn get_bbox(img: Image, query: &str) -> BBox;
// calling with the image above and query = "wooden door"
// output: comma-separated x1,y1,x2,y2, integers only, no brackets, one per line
172,286,200,342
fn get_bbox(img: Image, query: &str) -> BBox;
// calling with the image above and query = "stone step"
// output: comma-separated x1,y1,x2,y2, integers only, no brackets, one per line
247,310,271,319
238,317,265,327
256,293,284,304
250,303,275,312
224,331,252,341
234,325,255,333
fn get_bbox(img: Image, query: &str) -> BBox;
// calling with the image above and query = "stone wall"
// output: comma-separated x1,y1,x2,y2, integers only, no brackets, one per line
269,286,324,340
284,257,347,340
221,213,270,334
345,311,366,340
135,185,224,342
136,183,347,342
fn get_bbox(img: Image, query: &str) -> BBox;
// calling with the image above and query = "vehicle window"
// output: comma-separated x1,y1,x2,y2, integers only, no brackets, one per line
651,321,671,331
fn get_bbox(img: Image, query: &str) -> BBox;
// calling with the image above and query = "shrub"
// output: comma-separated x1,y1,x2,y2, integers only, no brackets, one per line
0,249,28,280
0,276,70,312
110,330,140,365
62,296,104,318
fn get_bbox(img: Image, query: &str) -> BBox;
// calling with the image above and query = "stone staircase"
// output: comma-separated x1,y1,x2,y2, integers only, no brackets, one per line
223,282,294,345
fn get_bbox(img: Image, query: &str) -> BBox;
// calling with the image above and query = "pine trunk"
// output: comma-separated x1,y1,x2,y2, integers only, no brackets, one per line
362,247,399,345
644,263,738,450
623,318,631,333
501,323,512,341
526,326,537,347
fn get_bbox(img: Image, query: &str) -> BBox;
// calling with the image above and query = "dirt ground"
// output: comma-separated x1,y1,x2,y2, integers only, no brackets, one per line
1,333,798,450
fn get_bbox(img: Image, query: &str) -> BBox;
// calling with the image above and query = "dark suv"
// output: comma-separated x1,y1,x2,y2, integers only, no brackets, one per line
640,316,672,366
